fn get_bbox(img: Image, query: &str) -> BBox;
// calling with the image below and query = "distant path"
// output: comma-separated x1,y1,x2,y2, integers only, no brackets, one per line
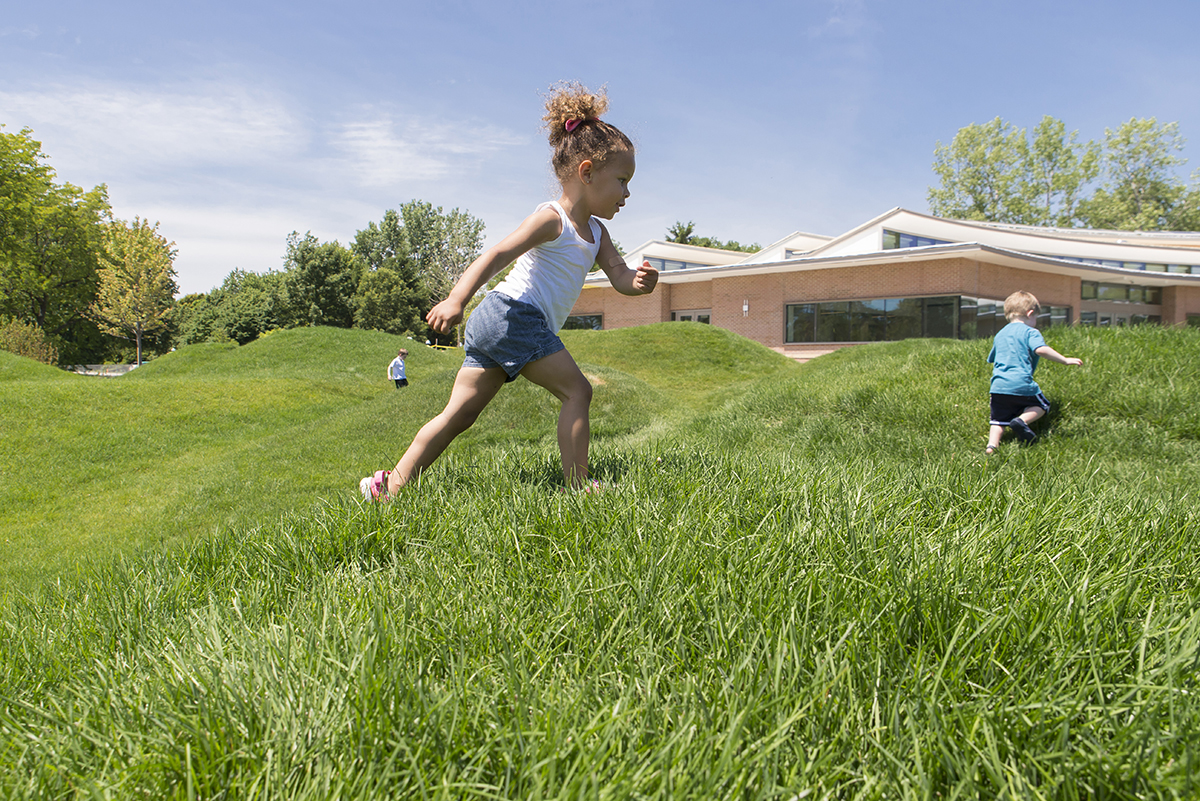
68,364,140,377
772,344,858,363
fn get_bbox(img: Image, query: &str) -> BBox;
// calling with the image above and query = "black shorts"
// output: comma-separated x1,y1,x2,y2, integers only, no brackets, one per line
990,392,1049,426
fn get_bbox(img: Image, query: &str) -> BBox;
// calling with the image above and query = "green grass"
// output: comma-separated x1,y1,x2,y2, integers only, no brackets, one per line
2,323,1199,798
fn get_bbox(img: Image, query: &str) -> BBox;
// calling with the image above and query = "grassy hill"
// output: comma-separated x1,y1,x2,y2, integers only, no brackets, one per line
1,323,1198,798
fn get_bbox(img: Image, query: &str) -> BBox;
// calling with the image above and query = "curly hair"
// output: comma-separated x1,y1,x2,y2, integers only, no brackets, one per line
542,81,633,183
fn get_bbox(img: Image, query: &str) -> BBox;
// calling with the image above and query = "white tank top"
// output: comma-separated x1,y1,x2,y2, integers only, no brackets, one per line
492,201,602,333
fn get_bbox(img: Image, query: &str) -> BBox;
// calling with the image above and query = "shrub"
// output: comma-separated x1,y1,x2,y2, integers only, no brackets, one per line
0,317,59,365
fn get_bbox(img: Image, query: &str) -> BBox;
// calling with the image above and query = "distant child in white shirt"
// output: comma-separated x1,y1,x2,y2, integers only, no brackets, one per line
387,349,408,389
985,291,1083,454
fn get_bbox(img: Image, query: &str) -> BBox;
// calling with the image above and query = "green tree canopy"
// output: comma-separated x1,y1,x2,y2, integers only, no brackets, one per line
0,125,111,355
665,220,760,253
1077,118,1200,231
929,116,1199,231
90,217,178,364
351,209,425,335
282,233,361,329
399,200,485,306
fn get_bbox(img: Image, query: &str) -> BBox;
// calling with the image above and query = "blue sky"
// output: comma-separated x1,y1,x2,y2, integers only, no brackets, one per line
4,0,1200,295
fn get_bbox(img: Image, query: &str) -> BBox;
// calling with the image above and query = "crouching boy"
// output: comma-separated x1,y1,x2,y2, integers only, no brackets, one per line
986,290,1083,454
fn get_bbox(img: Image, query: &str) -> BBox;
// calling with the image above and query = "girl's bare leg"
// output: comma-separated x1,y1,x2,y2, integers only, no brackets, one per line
520,349,593,488
389,366,507,493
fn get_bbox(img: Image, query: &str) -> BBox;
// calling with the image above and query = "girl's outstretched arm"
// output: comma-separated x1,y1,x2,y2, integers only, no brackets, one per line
426,207,563,334
596,225,658,296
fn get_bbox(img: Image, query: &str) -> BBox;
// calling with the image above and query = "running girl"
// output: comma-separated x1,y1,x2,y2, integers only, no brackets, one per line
361,82,657,499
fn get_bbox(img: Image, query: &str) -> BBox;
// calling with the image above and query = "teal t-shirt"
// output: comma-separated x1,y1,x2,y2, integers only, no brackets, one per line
987,321,1046,396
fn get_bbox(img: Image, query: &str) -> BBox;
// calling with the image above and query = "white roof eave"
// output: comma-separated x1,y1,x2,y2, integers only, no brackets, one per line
581,242,1200,287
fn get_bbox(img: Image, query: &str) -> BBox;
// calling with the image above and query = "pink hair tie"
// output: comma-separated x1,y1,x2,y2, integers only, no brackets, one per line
565,118,581,133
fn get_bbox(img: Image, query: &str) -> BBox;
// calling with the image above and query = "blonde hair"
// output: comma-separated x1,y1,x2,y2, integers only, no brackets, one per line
542,82,633,183
1004,290,1040,321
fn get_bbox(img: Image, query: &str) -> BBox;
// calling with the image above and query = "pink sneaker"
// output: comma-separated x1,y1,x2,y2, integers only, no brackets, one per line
559,479,603,495
359,470,392,502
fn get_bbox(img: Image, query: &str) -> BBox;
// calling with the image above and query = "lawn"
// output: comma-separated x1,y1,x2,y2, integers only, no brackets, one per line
1,323,1198,798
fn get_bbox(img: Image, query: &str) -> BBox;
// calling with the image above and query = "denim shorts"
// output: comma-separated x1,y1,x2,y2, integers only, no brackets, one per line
462,292,565,382
990,392,1050,426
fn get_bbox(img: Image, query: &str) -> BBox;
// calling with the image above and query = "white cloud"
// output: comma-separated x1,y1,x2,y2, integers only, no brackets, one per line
0,82,303,177
332,112,525,187
0,79,533,294
0,25,40,40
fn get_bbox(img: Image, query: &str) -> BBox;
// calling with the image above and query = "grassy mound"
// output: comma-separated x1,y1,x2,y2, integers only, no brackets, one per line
2,324,1199,798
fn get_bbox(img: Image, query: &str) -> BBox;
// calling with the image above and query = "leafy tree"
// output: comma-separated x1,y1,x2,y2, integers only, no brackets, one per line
666,221,696,244
399,201,485,306
90,217,178,364
928,118,1037,224
1025,116,1100,227
929,115,1199,231
281,233,361,329
0,315,58,364
665,220,760,252
1077,118,1200,231
351,210,425,335
0,125,110,359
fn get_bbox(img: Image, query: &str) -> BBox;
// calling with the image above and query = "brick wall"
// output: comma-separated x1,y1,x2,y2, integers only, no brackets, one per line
1163,285,1200,324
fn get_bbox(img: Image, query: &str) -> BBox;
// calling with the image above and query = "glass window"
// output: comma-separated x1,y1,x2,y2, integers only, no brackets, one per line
1081,281,1097,300
1169,264,1190,273
817,302,853,342
1128,286,1145,303
959,297,978,339
785,304,816,343
849,299,884,341
924,297,958,338
886,298,922,341
882,230,900,250
1145,287,1163,304
1145,263,1167,272
1187,315,1200,328
1096,283,1129,301
671,309,712,324
976,302,1002,339
563,314,602,330
1080,311,1097,326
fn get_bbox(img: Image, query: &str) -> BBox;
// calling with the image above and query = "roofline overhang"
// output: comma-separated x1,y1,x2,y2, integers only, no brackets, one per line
583,242,1200,288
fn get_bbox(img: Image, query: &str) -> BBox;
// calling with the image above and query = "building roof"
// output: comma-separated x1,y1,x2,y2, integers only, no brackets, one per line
585,207,1200,289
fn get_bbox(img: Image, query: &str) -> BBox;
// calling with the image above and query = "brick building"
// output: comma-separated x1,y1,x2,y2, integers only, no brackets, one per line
567,208,1200,360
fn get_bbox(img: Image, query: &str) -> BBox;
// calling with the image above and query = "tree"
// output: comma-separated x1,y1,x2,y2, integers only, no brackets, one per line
281,233,361,329
928,117,1036,224
929,115,1200,231
1077,118,1200,231
351,209,425,335
90,217,178,364
399,201,485,306
665,220,760,252
0,316,58,364
666,221,696,244
1024,116,1100,227
0,125,110,358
